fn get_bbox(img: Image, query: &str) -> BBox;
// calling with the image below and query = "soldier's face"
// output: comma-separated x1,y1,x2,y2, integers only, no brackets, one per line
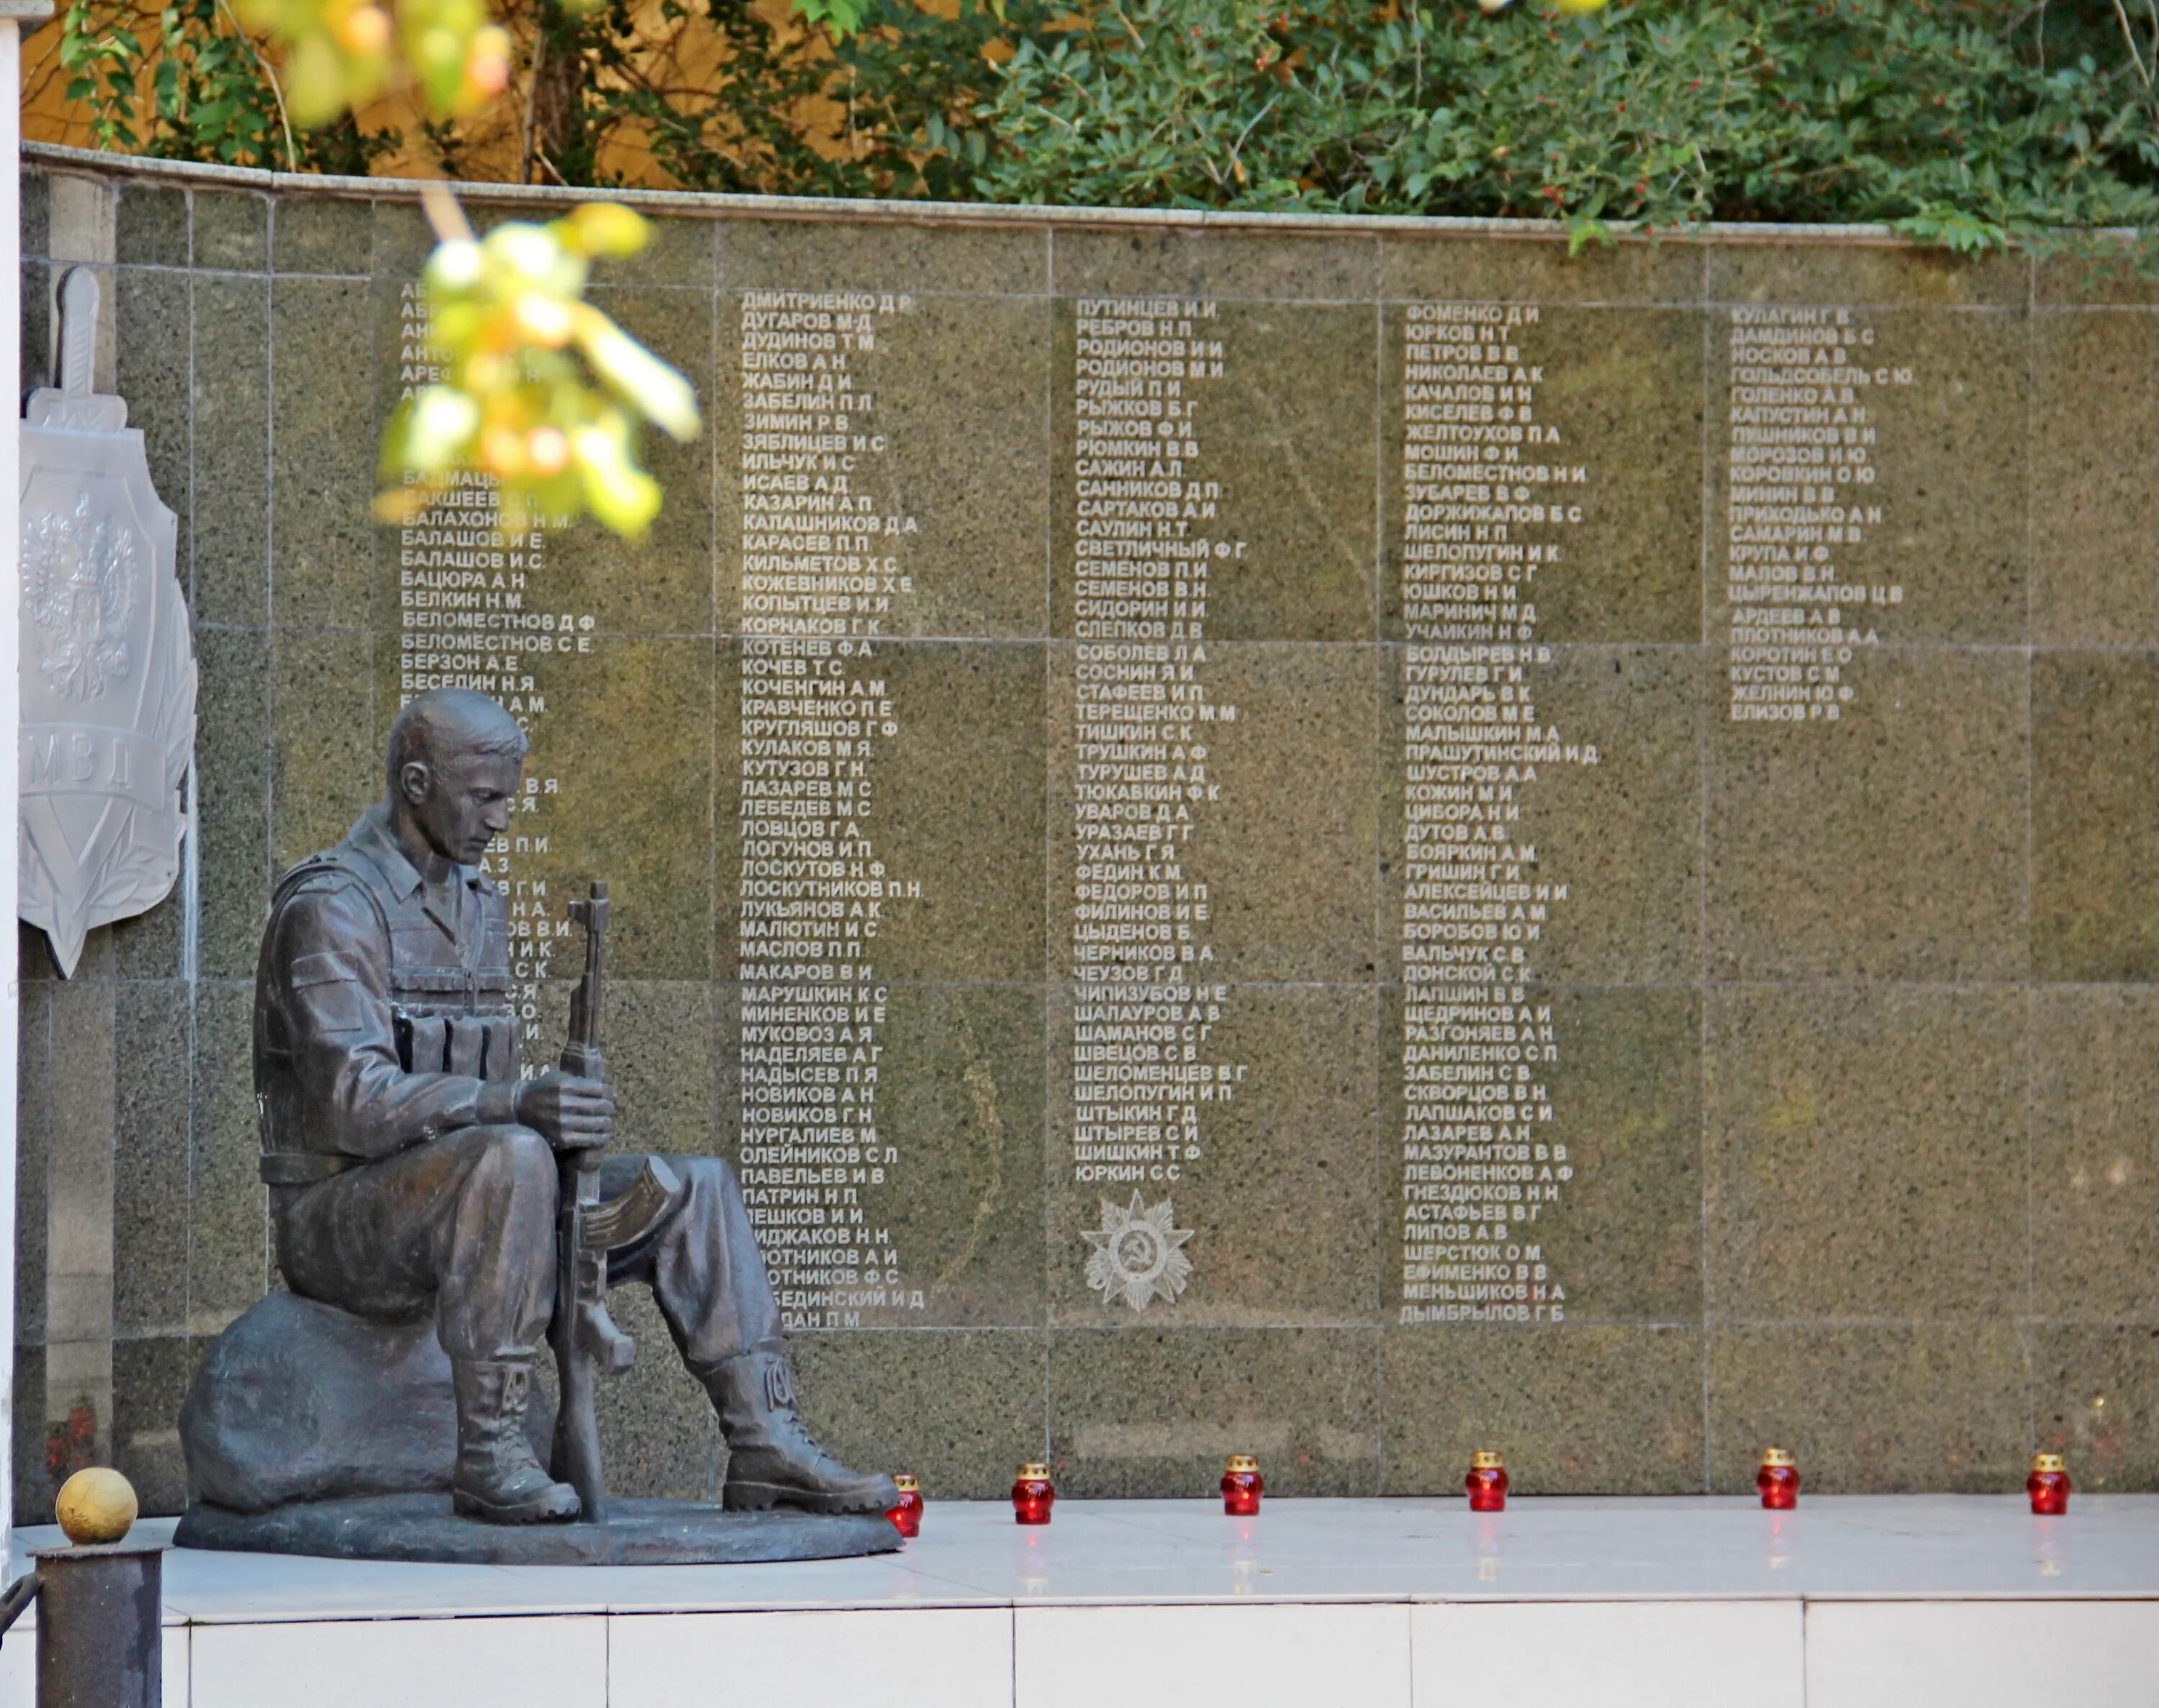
407,749,523,864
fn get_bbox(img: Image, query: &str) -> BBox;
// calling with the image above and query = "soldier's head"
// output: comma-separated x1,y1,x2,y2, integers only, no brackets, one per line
386,690,529,867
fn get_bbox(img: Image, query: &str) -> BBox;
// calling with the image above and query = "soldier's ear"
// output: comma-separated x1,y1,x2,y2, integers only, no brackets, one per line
398,760,433,805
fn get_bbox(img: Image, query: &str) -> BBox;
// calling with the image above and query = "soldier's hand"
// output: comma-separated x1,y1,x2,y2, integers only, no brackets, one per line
515,1068,615,1152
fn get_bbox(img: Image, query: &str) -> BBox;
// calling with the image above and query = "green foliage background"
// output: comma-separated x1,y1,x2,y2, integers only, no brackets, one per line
60,0,2159,247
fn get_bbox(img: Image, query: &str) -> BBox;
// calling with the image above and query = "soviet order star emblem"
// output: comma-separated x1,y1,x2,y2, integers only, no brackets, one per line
17,267,196,975
1082,1192,1194,1312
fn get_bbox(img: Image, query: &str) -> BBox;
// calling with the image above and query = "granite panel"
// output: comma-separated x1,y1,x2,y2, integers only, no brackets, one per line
718,977,1049,1330
113,981,189,1339
1381,1324,1703,1494
21,168,49,261
193,191,268,273
525,284,714,636
2035,249,2159,306
1704,985,2027,1321
1706,244,2027,309
11,1346,47,1526
189,980,267,1330
1379,231,1702,305
110,890,184,983
787,1328,1048,1500
114,184,188,268
1052,641,1377,984
1383,983,1702,1325
15,979,48,1344
196,627,273,980
271,274,376,628
2033,649,2159,982
718,217,1046,297
1051,227,1377,303
590,209,713,290
1706,1324,2027,1493
2033,311,2159,643
594,979,717,1158
1051,299,1377,644
1046,982,1382,1327
836,982,1045,1327
1708,307,2029,646
2029,1327,2159,1491
2031,986,2159,1321
112,1334,197,1515
1047,1326,1380,1497
715,290,1053,639
721,639,1046,984
594,1287,720,1502
268,628,375,875
1382,306,1703,646
369,198,437,279
112,266,192,600
1706,646,2028,982
21,259,49,392
1383,643,1700,985
271,195,373,276
192,272,271,625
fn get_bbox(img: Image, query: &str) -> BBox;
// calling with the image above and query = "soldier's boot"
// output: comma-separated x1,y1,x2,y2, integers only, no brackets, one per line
707,1339,899,1514
451,1358,581,1524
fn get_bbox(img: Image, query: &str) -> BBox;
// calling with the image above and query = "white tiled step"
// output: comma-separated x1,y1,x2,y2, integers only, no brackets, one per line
11,1599,2159,1707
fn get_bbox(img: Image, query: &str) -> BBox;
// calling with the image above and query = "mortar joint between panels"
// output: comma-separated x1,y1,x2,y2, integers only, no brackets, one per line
1701,1315,2046,1329
1043,1321,1390,1334
1689,975,2065,990
96,259,273,283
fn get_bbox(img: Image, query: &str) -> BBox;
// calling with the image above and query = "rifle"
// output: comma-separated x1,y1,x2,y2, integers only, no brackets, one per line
548,880,679,1524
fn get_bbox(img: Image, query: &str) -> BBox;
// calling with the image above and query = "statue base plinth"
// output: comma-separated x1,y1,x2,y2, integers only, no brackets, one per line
173,1495,901,1565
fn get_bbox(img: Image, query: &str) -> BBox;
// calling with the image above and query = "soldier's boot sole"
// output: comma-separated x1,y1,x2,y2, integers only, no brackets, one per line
452,1483,582,1524
721,1478,892,1516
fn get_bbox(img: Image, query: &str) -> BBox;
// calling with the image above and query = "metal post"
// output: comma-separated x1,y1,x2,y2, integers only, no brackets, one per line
32,1544,160,1708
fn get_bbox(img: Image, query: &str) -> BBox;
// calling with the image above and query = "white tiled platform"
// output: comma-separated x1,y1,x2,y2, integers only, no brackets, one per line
8,1497,2159,1707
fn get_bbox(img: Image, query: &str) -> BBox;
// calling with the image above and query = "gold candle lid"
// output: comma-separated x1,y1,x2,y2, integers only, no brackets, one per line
892,1473,920,1494
1760,1447,1796,1468
2032,1452,2068,1474
1225,1454,1259,1474
1470,1450,1505,1470
1017,1462,1051,1481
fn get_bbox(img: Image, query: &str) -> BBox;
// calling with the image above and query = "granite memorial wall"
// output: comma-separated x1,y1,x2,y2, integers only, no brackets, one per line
17,145,2159,1519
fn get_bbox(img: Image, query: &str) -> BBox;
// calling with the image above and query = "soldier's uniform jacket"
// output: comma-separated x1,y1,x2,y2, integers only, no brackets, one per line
255,804,523,1185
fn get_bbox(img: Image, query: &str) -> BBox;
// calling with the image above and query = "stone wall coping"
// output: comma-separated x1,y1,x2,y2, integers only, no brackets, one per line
24,138,2138,250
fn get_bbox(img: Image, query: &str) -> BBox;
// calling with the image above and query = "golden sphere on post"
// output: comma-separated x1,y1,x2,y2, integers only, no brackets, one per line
55,1468,137,1546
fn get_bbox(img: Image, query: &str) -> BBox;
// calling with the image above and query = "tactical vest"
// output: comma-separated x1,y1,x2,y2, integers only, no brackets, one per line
281,845,521,1078
258,841,521,1182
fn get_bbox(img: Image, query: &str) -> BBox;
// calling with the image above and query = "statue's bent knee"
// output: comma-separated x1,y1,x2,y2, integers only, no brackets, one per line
465,1124,556,1200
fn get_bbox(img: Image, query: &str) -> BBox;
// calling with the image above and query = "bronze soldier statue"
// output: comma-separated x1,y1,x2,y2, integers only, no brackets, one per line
253,687,895,1525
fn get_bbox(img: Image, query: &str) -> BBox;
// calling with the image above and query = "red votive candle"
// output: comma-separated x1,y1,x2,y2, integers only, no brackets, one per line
1465,1450,1508,1512
886,1473,923,1537
1013,1462,1055,1525
2028,1452,2070,1517
1221,1454,1263,1516
1757,1447,1799,1510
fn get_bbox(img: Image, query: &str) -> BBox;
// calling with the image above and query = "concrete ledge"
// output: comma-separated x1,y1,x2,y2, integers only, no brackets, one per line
6,1498,2159,1707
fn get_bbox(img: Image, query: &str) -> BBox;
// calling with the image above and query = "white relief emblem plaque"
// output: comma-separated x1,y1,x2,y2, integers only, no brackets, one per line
18,267,197,976
1082,1192,1195,1312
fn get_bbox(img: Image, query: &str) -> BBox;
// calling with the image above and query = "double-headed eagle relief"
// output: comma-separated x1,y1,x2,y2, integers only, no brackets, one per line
17,266,196,976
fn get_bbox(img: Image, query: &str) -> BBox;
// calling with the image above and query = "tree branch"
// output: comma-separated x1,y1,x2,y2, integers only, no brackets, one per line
217,0,295,171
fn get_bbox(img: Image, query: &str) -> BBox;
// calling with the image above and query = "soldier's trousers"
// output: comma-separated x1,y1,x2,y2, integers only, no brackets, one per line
272,1126,783,1369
